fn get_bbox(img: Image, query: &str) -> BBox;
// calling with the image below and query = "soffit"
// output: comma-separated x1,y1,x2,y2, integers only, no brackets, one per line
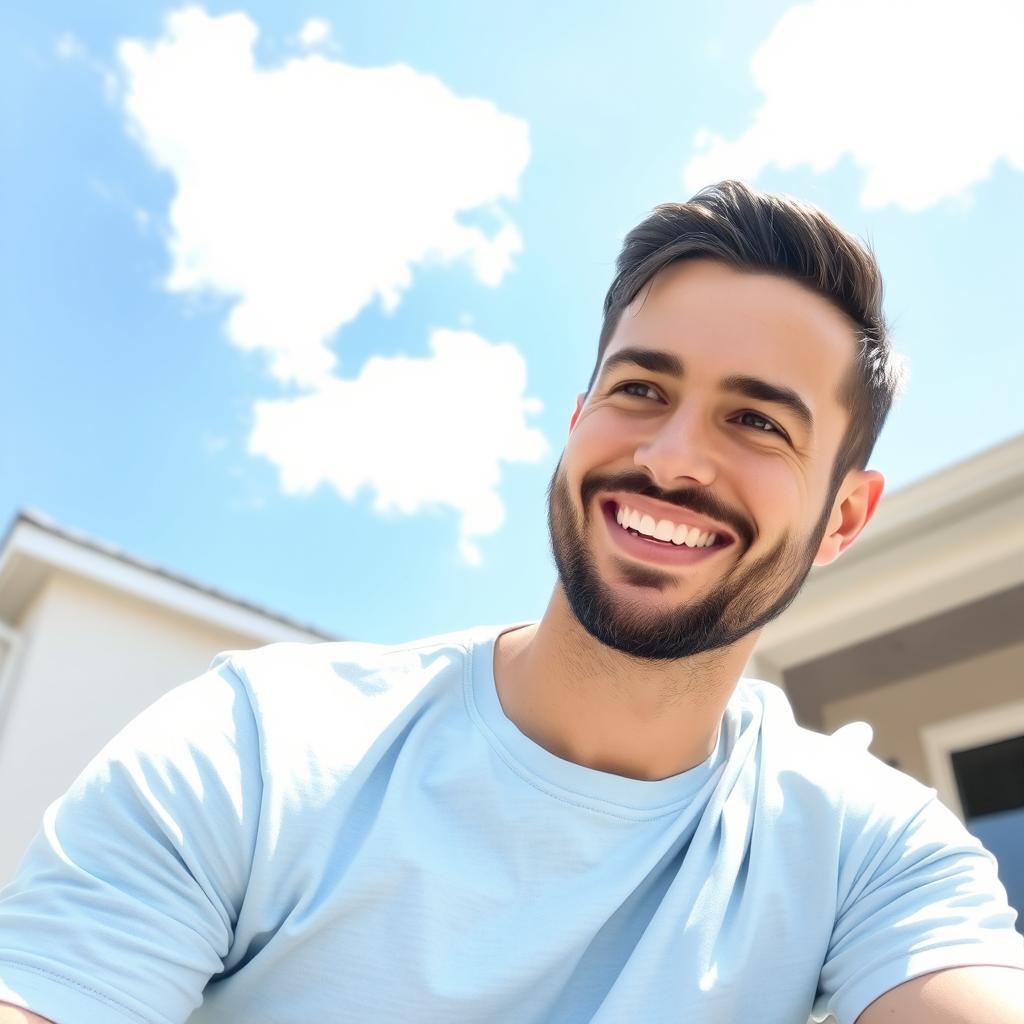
784,583,1024,728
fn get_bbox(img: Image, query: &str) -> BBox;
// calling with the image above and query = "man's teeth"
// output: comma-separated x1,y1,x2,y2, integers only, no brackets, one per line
615,504,718,548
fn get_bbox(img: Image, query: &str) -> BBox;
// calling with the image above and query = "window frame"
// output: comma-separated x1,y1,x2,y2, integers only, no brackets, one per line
921,699,1024,820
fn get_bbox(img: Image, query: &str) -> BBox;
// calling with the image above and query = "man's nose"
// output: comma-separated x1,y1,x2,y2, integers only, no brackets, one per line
632,407,718,489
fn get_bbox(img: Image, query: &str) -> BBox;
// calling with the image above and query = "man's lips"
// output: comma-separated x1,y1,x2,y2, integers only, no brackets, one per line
600,501,734,566
600,493,737,546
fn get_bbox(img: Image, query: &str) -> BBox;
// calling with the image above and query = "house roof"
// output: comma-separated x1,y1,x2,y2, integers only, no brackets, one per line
0,508,339,644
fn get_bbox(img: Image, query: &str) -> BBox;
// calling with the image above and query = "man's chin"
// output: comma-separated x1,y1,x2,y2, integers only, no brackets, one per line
601,553,715,600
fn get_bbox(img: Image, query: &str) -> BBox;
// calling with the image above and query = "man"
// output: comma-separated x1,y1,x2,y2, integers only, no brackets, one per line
1,181,1022,1023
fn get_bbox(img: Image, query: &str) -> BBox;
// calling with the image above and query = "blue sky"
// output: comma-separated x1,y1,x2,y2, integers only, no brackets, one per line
2,0,1022,643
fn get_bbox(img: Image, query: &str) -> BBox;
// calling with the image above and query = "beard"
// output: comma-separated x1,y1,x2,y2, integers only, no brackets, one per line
546,461,835,661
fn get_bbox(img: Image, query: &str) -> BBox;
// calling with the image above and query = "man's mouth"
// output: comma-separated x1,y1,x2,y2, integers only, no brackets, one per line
602,498,734,547
598,499,735,565
616,504,720,547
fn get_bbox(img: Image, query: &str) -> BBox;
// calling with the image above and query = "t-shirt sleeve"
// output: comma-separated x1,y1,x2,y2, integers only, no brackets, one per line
813,787,1024,1024
0,656,262,1024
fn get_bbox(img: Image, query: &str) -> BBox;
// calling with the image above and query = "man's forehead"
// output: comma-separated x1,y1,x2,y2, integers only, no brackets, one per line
608,260,859,390
625,259,853,332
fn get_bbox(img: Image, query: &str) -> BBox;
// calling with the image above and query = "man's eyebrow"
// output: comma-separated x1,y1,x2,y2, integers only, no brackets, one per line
596,346,814,434
596,347,684,383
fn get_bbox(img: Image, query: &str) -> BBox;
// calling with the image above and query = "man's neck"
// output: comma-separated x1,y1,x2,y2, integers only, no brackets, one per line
493,589,759,782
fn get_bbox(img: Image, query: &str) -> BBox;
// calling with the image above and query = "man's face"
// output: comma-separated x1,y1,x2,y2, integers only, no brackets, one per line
547,258,858,661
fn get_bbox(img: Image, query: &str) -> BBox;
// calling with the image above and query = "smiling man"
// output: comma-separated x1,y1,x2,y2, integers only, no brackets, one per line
2,182,1023,1024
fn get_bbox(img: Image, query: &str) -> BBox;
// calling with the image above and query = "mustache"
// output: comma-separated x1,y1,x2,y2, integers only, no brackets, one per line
580,470,754,549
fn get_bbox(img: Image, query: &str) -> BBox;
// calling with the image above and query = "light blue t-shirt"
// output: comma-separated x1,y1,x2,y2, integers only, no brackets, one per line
1,624,1022,1024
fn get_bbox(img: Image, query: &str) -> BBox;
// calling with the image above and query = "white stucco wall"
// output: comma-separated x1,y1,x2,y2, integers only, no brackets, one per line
0,570,274,882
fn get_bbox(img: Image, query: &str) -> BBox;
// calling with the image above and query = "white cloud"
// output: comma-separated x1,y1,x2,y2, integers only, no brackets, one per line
683,0,1024,211
298,17,331,47
248,328,547,562
117,6,530,386
115,7,541,563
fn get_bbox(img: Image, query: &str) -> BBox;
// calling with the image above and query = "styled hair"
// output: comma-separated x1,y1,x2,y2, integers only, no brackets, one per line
592,180,906,488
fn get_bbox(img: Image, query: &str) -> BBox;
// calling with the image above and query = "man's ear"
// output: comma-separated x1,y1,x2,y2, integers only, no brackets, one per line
568,393,587,434
814,469,885,566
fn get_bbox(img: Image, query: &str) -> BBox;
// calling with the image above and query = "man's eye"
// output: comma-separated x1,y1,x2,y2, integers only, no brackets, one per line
737,411,783,435
614,382,661,401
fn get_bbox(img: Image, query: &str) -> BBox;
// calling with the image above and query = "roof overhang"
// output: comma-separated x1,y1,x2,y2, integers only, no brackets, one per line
0,511,337,644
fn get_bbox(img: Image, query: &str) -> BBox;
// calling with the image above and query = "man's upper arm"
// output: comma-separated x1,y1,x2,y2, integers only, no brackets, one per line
0,1003,56,1023
0,660,261,1024
813,758,1024,1023
855,965,1024,1022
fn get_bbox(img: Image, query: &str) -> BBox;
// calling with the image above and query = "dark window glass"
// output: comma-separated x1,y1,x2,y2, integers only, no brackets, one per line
952,734,1024,818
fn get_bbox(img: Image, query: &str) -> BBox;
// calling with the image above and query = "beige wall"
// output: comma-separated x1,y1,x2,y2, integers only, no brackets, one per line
820,640,1024,788
0,570,266,882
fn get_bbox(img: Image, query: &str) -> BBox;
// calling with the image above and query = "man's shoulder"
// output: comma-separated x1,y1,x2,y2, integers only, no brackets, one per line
208,623,504,726
218,623,485,680
159,624,501,791
738,676,936,822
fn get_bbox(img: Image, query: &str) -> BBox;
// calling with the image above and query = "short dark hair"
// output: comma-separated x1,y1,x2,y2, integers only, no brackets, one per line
592,180,906,489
